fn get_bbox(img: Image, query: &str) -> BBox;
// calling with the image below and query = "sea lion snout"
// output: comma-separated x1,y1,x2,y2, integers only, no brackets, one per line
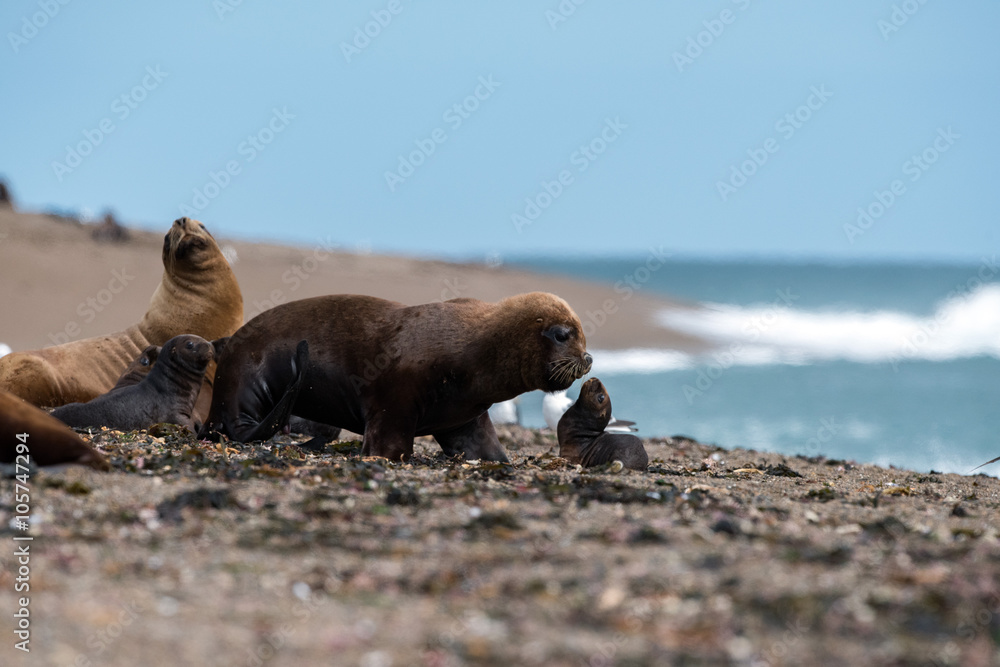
582,353,593,374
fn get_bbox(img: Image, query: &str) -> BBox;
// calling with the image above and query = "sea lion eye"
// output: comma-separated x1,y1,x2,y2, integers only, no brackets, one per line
543,324,572,344
597,393,606,403
185,340,195,350
140,357,150,366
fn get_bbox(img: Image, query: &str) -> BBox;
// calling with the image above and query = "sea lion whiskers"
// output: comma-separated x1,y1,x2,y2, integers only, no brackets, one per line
549,356,587,385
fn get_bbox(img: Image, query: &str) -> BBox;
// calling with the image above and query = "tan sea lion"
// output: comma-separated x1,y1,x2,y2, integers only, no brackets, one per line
0,217,243,407
557,378,648,470
201,292,592,462
0,389,109,470
51,335,214,432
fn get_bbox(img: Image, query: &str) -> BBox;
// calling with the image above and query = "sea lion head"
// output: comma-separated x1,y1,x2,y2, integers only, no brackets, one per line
160,334,215,379
147,218,243,342
137,345,160,368
162,217,223,272
574,377,612,430
504,292,592,392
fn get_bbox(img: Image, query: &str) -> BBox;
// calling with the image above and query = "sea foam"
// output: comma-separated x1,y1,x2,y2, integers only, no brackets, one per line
592,283,1000,373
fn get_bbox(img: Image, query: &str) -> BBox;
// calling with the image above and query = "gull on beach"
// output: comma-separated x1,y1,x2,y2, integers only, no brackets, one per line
489,398,521,425
542,389,638,433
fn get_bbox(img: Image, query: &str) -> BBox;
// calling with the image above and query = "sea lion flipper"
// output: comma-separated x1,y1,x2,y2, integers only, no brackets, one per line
434,412,509,463
228,340,310,443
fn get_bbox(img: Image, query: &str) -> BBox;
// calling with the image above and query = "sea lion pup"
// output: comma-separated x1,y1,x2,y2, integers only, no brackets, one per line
110,338,229,426
557,378,648,470
51,335,214,433
109,338,338,440
201,292,593,462
0,217,243,407
0,389,109,471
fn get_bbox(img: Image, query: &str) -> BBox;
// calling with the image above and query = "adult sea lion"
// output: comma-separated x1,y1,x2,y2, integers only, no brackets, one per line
557,378,648,470
0,217,243,407
51,335,214,433
202,292,592,462
0,389,109,470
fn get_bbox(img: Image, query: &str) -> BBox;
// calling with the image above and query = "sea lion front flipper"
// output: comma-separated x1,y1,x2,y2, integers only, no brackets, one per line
434,412,509,463
226,340,310,443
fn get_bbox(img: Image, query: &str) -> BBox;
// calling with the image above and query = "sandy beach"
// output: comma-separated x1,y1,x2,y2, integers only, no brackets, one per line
2,426,999,666
0,207,705,355
2,206,999,665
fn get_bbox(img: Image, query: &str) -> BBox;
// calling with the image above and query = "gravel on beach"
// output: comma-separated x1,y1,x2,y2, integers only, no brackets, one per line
3,424,999,666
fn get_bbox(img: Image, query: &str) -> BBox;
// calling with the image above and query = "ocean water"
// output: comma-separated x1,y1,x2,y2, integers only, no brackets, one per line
509,257,1000,474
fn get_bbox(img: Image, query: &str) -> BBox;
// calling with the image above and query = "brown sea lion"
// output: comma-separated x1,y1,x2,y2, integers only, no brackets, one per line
51,335,214,433
0,217,243,407
557,378,648,470
201,292,592,462
0,389,109,470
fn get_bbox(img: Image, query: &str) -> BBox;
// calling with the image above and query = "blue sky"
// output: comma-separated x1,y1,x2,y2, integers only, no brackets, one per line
1,1,997,261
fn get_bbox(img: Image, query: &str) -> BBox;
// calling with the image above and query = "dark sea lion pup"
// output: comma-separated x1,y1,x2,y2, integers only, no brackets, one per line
110,338,230,425
201,292,593,462
0,389,109,470
51,335,214,433
110,338,337,441
558,378,648,470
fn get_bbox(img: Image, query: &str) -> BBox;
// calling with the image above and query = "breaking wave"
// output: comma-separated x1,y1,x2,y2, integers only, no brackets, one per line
592,283,1000,373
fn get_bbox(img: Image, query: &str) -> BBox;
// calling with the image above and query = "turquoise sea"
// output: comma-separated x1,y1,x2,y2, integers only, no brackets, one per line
509,258,1000,474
